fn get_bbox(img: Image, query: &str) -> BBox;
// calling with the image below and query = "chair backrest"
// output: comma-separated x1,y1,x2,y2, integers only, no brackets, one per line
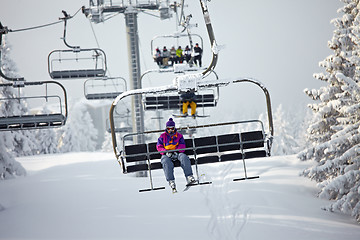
143,93,217,110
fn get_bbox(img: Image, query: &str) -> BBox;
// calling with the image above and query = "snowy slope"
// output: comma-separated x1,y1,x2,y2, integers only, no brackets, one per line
0,152,359,240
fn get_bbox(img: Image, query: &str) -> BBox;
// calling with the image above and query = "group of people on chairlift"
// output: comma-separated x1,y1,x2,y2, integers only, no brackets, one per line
153,43,202,68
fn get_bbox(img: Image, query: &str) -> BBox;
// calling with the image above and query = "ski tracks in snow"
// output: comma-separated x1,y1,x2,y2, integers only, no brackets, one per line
201,162,251,240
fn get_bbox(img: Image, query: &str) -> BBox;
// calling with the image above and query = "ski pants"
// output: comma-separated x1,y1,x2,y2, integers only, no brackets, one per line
161,152,193,181
194,55,202,67
182,101,197,115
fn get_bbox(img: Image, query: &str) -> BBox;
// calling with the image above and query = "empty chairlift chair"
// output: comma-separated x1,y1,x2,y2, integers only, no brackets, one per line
0,81,68,131
48,48,107,79
84,76,127,100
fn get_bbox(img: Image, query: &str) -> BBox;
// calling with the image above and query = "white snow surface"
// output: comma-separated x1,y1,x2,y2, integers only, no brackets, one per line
0,152,359,240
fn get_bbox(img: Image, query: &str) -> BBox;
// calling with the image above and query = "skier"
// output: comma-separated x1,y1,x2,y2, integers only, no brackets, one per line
162,46,170,66
193,43,202,67
153,47,162,66
176,46,184,63
169,46,177,66
156,118,196,193
181,91,197,118
184,45,192,63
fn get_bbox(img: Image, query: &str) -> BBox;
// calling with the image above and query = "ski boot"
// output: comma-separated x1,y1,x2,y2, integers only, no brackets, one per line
186,175,197,185
169,180,177,193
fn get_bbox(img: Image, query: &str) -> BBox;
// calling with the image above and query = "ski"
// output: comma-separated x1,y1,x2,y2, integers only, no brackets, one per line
183,181,212,192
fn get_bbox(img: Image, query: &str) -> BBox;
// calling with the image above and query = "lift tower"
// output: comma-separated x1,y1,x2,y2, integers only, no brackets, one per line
83,0,173,145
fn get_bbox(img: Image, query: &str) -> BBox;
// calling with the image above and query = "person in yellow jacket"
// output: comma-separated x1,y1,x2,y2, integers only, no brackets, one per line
176,46,184,63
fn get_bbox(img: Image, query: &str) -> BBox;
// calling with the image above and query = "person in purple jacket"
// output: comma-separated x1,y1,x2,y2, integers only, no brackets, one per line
156,118,196,192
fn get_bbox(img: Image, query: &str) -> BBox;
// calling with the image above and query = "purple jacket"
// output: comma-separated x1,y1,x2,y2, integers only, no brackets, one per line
156,130,186,154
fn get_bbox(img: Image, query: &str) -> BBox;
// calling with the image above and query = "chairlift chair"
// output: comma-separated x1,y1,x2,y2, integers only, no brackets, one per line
106,114,132,133
48,48,107,79
0,81,68,131
84,76,127,100
106,106,131,133
141,69,219,115
151,33,204,68
142,87,219,112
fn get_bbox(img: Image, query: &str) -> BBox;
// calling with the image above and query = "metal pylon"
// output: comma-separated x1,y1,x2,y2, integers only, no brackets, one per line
125,9,145,145
125,8,146,177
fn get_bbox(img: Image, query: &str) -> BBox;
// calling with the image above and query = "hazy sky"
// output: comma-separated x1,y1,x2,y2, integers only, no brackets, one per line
0,0,343,117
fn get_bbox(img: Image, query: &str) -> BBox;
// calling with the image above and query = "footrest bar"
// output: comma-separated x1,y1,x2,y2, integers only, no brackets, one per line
233,176,259,181
139,186,166,192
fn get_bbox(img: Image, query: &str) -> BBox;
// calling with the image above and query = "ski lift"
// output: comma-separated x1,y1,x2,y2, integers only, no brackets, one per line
47,11,107,79
84,76,127,100
0,80,68,131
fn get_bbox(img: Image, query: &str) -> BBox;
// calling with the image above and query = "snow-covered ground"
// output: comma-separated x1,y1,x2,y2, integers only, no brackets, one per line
0,152,359,240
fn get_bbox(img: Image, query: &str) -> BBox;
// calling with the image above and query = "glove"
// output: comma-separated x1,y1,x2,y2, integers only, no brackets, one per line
166,152,173,158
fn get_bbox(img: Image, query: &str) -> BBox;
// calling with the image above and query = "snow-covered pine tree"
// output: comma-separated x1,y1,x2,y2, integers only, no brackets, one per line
299,0,360,222
271,104,300,156
58,100,98,152
101,131,113,152
12,130,39,156
34,106,59,154
0,36,26,178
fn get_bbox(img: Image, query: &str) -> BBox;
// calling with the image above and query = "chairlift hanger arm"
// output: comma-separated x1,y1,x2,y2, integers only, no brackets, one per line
60,12,80,50
199,0,218,76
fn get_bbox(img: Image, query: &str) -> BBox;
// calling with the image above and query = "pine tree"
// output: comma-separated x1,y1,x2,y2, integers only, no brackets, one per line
299,0,360,222
12,130,39,156
34,106,59,154
58,100,98,152
0,36,26,178
101,131,113,152
270,104,300,155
